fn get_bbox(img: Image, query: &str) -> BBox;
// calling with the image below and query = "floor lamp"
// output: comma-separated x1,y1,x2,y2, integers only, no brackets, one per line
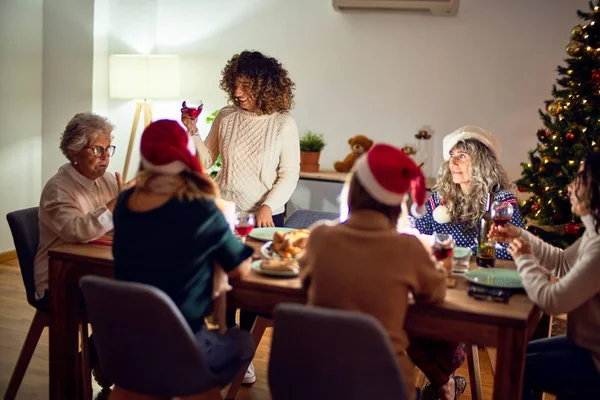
109,54,181,181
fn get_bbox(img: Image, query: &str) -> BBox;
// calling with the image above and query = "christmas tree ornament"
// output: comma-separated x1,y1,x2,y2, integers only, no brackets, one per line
564,222,580,235
432,204,451,224
547,102,563,116
571,25,584,39
593,70,600,82
518,185,526,192
531,203,539,212
566,131,575,140
566,41,583,57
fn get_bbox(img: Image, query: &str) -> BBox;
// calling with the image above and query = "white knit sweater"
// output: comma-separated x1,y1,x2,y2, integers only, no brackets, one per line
193,106,300,215
517,214,600,371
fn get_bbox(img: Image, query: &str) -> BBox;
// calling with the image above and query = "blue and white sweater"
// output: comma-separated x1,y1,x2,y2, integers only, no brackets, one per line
414,189,525,260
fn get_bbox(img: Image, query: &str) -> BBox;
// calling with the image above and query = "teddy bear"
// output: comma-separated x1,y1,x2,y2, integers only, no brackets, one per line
334,135,374,172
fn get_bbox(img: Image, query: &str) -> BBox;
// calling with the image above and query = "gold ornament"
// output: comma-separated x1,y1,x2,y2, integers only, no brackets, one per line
571,25,584,39
547,102,563,116
566,41,583,57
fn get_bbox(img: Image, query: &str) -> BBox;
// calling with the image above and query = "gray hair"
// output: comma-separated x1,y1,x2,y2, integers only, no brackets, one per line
60,113,114,160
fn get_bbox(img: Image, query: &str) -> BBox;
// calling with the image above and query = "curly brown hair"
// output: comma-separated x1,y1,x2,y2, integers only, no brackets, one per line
220,50,295,115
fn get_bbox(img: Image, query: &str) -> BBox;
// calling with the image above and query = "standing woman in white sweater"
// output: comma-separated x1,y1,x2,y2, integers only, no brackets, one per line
491,151,600,399
183,50,300,227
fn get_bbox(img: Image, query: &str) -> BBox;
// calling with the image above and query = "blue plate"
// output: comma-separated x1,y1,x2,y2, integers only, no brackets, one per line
464,268,523,289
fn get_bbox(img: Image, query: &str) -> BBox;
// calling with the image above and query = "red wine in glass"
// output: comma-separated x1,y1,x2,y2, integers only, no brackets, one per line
433,247,454,261
235,224,254,237
235,212,255,242
491,201,514,230
493,215,511,226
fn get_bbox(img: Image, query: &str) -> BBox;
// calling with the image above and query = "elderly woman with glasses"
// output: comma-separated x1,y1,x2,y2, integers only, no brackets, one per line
34,112,133,299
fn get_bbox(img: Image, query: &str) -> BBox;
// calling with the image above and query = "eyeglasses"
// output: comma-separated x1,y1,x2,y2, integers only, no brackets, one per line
85,145,115,158
468,285,512,303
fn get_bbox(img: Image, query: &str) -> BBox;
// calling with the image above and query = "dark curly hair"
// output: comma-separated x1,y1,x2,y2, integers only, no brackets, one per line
220,50,295,115
574,151,600,233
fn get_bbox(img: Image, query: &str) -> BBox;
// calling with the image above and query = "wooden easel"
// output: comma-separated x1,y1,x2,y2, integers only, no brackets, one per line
122,100,153,181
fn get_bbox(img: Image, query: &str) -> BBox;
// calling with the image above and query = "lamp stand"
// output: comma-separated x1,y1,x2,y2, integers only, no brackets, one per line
122,100,153,181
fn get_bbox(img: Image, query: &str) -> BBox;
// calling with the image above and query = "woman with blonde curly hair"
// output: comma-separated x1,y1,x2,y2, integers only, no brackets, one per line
411,126,525,400
414,125,525,258
182,50,300,229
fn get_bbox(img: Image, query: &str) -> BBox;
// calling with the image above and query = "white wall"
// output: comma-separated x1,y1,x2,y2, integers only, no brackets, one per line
42,0,95,183
101,0,589,183
0,0,43,252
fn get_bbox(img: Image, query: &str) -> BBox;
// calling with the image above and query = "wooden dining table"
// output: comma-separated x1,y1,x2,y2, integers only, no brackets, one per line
48,239,543,400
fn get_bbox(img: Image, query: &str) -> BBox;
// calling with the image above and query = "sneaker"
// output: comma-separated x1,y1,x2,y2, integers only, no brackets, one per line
242,362,256,385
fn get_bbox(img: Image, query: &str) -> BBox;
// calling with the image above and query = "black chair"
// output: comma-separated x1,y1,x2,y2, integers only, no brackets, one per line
80,276,253,398
5,207,49,400
269,303,410,400
284,209,339,229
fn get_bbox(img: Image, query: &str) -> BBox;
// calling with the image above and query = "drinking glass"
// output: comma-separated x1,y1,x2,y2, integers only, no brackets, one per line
234,212,255,243
452,247,472,274
491,201,514,228
432,233,455,273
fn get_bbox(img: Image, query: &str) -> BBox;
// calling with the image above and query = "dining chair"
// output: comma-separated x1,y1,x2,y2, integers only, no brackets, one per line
79,276,253,399
4,207,50,400
5,207,99,399
283,210,339,229
269,303,411,400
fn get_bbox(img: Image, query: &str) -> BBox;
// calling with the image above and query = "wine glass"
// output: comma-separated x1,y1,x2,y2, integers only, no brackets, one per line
491,201,514,228
432,233,455,272
235,212,255,243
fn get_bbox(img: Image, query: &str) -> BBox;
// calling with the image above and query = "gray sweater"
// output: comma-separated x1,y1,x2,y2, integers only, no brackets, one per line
517,214,600,371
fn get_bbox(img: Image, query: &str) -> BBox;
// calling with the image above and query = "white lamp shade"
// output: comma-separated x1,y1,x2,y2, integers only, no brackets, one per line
109,54,180,99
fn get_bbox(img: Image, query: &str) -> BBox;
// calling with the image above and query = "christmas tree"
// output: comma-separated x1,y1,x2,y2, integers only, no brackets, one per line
516,0,600,248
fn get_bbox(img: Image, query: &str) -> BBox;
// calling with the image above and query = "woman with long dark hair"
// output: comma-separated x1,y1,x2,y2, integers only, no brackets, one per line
491,151,600,398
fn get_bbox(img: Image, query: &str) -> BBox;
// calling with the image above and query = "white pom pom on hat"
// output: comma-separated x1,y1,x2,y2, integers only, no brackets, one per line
354,143,427,213
442,125,501,162
432,204,451,224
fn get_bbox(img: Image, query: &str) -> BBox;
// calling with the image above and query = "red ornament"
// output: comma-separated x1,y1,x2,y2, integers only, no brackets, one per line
531,203,539,212
566,132,575,140
592,70,600,82
518,186,526,192
564,222,580,235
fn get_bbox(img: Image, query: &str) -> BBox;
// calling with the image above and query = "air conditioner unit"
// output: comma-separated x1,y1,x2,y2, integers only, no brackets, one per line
332,0,459,16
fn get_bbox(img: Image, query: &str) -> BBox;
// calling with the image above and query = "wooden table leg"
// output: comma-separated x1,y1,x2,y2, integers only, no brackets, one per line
49,259,83,400
493,327,527,400
225,316,271,400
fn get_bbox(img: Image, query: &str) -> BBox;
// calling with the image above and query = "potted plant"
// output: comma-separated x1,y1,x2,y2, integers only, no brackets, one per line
299,131,326,172
206,109,222,178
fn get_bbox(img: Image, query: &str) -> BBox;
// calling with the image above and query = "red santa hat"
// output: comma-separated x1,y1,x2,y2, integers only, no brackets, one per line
140,119,203,175
442,125,501,161
354,143,427,216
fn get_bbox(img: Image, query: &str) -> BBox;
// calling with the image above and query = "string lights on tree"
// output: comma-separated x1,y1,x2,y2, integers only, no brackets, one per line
516,1,600,247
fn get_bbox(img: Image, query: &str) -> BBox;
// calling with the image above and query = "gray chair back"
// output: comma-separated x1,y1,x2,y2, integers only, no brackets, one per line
269,303,409,400
6,207,40,308
284,210,339,229
80,276,242,397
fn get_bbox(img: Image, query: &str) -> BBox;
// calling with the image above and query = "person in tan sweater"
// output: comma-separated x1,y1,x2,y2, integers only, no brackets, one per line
300,144,447,400
491,151,600,399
